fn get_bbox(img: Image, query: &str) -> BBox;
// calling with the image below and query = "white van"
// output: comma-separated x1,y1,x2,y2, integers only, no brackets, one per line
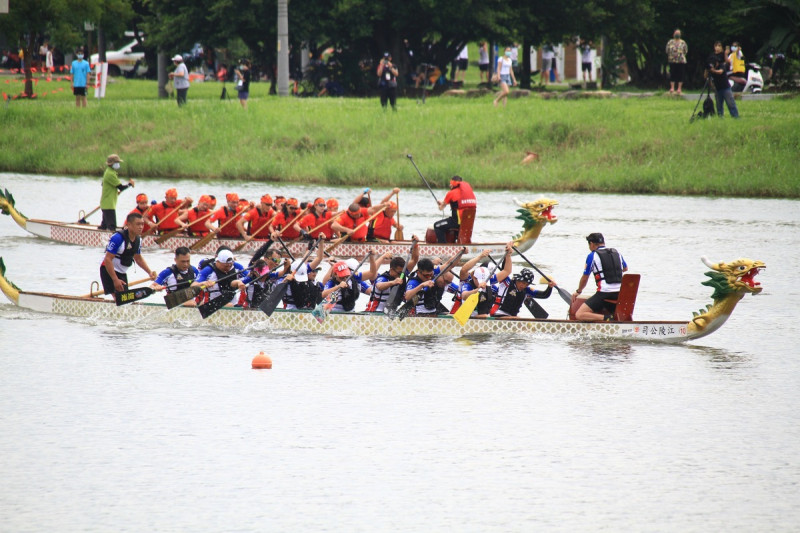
91,39,147,77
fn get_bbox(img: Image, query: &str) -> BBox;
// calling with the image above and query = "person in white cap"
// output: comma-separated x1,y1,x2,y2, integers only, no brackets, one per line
192,248,245,305
168,54,190,106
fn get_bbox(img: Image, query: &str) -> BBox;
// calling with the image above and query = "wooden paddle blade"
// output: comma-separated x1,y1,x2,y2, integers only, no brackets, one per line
524,297,549,319
164,286,202,309
155,226,184,245
259,282,289,316
394,228,404,241
198,292,234,319
114,286,155,306
453,292,479,325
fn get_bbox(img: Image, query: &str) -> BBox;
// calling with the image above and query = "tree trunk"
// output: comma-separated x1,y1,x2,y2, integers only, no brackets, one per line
520,38,532,89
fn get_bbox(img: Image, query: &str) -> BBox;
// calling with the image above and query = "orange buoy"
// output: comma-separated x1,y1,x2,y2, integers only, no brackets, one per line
251,351,272,369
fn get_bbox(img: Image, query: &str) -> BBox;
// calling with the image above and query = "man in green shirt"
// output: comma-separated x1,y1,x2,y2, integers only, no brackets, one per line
99,153,135,231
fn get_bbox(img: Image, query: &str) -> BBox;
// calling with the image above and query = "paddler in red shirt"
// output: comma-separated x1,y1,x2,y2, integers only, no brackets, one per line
178,195,214,236
331,203,377,242
150,188,191,234
434,175,477,244
206,193,246,238
270,197,304,240
237,194,275,239
295,197,334,239
367,188,403,241
129,193,157,234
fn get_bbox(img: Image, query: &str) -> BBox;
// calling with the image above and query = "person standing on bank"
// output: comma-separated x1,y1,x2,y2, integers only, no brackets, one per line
377,52,398,112
574,233,628,321
434,175,477,244
234,59,251,110
707,41,739,118
100,212,157,295
493,47,516,107
99,154,134,231
70,48,91,108
666,29,688,95
169,54,190,106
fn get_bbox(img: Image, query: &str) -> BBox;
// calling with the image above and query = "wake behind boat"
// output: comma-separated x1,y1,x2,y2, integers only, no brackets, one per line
0,188,556,258
0,256,765,343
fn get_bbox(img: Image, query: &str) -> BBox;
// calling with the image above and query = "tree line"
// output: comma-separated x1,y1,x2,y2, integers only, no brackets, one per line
3,0,798,96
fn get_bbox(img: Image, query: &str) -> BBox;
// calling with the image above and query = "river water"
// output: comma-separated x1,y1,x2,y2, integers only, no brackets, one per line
1,172,798,532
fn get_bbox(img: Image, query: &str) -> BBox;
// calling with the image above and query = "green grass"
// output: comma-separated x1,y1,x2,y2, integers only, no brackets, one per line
2,76,799,198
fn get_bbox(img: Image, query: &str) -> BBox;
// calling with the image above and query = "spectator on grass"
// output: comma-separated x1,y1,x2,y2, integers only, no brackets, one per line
666,29,688,95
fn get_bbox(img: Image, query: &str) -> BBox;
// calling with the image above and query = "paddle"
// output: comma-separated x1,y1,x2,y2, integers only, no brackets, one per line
311,251,372,324
249,239,274,266
453,262,498,326
275,235,296,261
394,192,404,241
190,208,243,251
396,247,466,320
165,268,244,309
234,210,279,252
325,205,387,254
407,154,440,205
198,289,238,318
83,276,150,298
512,245,572,305
384,240,417,315
155,209,212,245
115,286,156,306
259,236,323,317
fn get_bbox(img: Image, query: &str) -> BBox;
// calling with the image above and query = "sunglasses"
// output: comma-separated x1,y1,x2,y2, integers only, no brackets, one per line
315,203,326,207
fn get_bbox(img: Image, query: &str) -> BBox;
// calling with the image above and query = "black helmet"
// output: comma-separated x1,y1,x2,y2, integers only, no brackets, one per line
514,268,535,284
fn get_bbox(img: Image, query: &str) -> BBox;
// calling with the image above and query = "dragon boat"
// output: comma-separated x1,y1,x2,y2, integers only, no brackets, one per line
0,188,556,259
0,256,764,343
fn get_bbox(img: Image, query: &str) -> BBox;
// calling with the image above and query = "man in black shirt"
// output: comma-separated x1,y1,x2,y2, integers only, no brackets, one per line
706,41,739,118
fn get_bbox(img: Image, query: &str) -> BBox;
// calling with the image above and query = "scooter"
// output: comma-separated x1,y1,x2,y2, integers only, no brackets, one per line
728,63,763,93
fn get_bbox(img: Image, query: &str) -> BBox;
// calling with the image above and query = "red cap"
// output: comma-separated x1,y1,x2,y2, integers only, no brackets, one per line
314,197,325,205
286,197,299,207
198,195,211,205
261,194,273,204
333,261,351,277
226,193,239,203
327,198,339,210
165,188,178,198
136,193,148,203
388,201,397,210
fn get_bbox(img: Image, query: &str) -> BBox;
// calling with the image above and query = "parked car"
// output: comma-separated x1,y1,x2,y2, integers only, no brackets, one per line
90,39,147,77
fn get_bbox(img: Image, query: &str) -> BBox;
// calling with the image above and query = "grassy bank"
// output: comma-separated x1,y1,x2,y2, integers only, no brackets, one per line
2,78,799,197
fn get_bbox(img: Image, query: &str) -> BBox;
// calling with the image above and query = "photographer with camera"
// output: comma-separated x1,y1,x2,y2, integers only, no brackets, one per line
377,52,399,112
706,41,739,118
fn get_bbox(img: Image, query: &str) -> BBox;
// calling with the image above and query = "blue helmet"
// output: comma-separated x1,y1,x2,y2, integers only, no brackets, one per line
514,268,535,284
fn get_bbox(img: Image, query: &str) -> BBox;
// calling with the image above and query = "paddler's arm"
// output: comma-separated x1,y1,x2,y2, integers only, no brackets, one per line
404,279,434,301
308,243,325,271
458,249,491,281
575,274,590,296
133,253,158,280
495,243,514,283
236,214,249,239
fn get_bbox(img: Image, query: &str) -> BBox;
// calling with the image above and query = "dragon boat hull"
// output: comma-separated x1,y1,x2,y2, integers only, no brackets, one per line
4,288,699,342
20,218,509,258
1,189,559,258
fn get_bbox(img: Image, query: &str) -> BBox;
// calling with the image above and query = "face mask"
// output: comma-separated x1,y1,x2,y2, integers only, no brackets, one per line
112,162,120,170
77,54,84,59
674,34,680,39
731,46,738,52
505,51,511,57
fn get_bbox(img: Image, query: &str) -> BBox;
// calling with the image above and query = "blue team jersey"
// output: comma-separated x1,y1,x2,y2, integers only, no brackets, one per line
103,231,140,273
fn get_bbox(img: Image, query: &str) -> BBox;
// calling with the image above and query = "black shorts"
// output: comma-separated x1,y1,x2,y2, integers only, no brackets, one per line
585,291,619,313
582,62,592,72
458,58,468,70
100,265,127,295
479,63,489,72
73,86,87,96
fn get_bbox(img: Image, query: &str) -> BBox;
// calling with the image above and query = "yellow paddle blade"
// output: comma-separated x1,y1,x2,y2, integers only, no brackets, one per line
453,292,479,326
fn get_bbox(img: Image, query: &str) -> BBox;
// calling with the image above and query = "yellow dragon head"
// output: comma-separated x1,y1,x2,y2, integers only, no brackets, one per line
0,188,28,229
687,256,765,338
511,198,558,252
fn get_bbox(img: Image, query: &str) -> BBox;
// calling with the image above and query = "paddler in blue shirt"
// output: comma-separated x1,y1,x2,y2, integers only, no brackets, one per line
100,212,157,295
